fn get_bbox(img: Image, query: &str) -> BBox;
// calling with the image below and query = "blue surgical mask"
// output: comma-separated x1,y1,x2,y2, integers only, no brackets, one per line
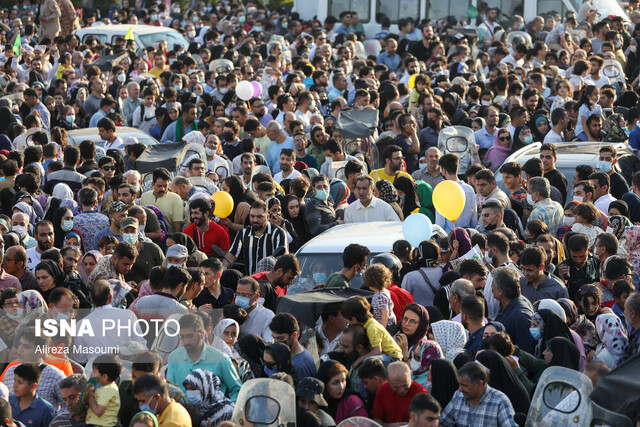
6,308,23,320
264,365,278,376
55,313,70,322
62,220,74,232
313,273,327,283
598,161,612,173
418,162,427,169
174,85,182,91
315,189,330,201
123,233,138,244
239,16,246,23
235,295,251,309
66,115,75,124
253,26,262,33
139,395,158,415
186,390,202,405
523,135,533,144
167,263,182,269
529,327,542,340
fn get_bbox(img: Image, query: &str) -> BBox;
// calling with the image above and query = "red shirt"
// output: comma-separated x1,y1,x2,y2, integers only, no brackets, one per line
371,381,427,423
183,220,230,256
251,271,287,296
388,283,414,320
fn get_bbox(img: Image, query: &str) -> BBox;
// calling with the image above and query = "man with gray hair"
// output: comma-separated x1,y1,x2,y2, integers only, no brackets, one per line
412,147,444,187
527,176,564,234
265,120,294,174
50,375,87,426
449,279,475,322
123,81,142,126
492,267,536,353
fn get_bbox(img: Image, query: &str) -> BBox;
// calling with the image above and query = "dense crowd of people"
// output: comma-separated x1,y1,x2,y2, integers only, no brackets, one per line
0,0,637,426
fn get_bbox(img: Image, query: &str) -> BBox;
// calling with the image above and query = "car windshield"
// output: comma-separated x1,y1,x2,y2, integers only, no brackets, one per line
139,31,190,50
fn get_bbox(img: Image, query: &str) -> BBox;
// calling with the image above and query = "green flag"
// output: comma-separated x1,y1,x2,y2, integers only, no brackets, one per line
12,33,20,56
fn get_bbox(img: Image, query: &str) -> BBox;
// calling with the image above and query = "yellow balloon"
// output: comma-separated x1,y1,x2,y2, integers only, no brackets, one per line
432,181,466,222
408,73,419,89
213,191,234,219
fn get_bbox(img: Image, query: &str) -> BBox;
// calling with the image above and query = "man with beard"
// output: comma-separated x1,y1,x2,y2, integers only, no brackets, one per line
476,201,505,236
92,201,129,250
166,314,242,399
182,198,230,257
269,312,317,378
370,145,413,184
412,147,444,188
251,254,300,310
226,201,288,275
461,296,486,357
26,220,56,272
336,324,372,394
160,102,198,143
274,148,302,184
140,168,184,232
131,266,190,324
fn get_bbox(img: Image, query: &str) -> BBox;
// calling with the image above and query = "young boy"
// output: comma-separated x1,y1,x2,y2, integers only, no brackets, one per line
340,296,403,367
612,280,635,334
9,363,55,427
85,354,122,426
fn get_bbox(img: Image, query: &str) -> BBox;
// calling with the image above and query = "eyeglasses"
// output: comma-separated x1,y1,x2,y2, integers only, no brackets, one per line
263,360,277,369
401,317,419,326
391,156,404,161
103,166,116,171
234,292,255,298
499,136,510,141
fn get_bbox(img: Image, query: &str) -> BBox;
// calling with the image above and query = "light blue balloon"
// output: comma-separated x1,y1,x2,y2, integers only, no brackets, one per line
402,213,433,248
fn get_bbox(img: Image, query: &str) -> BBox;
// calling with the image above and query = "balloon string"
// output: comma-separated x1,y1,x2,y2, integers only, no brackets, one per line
247,101,251,112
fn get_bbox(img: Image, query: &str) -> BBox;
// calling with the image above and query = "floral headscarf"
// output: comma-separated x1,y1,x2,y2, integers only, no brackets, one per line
431,320,467,361
375,180,399,204
595,313,628,366
607,215,628,241
409,339,443,375
183,369,234,425
77,251,103,283
330,179,350,208
107,279,132,308
13,201,38,225
604,113,628,142
17,290,47,326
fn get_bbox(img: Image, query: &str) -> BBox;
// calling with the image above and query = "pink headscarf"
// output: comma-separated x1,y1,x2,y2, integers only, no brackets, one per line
483,128,513,172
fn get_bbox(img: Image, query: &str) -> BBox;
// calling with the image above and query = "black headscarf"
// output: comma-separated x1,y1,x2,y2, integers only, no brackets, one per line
235,333,266,379
224,175,246,219
265,342,297,384
44,197,62,223
399,304,430,349
52,206,73,248
425,305,445,325
608,200,629,218
220,269,243,292
548,337,580,370
0,107,17,134
476,350,531,414
534,309,573,358
453,351,473,370
166,232,200,266
0,187,16,217
394,176,418,218
430,359,459,409
35,260,65,302
106,149,125,176
3,231,22,249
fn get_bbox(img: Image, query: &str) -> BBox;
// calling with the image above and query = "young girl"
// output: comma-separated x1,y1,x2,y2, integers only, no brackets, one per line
568,58,589,93
364,263,396,328
571,202,604,247
556,201,579,241
574,84,602,141
550,78,573,116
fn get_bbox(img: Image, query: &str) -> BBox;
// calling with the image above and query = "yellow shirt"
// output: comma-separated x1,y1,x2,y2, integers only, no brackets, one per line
370,168,412,184
364,318,403,360
140,190,184,232
150,67,166,78
86,382,120,426
157,400,192,427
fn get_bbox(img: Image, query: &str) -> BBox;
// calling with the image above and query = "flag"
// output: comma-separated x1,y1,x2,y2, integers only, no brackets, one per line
12,33,20,56
124,27,134,41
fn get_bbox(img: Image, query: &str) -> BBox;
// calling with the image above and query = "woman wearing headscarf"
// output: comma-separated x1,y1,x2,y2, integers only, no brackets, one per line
165,232,207,266
0,188,16,217
608,201,629,219
593,313,629,368
531,309,575,358
607,215,630,257
330,179,350,220
234,334,267,380
475,350,531,415
182,369,234,425
511,125,533,153
211,319,240,359
558,297,599,355
483,128,513,172
544,337,581,370
282,195,312,249
393,303,431,360
51,206,77,249
531,112,550,141
2,231,22,250
13,201,39,226
431,320,467,361
414,181,435,222
375,180,403,221
409,339,443,388
603,113,628,142
317,360,367,423
428,359,459,408
263,342,298,385
401,240,443,307
34,260,65,303
221,175,252,238
78,251,103,284
394,176,418,219
16,290,47,328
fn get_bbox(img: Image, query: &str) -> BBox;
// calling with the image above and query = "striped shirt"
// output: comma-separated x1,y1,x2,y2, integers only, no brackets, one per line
229,223,288,275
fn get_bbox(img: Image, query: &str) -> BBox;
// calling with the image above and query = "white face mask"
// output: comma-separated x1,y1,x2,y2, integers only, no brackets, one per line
205,147,216,156
606,226,614,233
409,358,421,372
563,217,576,226
325,156,333,164
572,195,583,203
526,193,535,206
11,225,25,237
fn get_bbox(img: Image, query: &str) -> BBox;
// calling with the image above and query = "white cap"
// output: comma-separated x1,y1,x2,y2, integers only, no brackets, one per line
122,136,139,148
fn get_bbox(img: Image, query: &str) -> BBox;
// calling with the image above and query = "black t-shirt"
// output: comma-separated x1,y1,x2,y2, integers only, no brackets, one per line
609,171,630,200
544,169,568,204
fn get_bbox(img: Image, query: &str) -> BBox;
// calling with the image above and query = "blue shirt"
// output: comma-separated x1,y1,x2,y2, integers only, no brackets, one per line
334,24,355,35
293,348,318,379
299,153,319,170
32,102,50,131
267,138,295,174
474,126,496,150
377,51,402,71
89,109,107,128
167,345,242,401
10,394,55,427
495,296,536,354
161,120,196,143
464,326,485,357
630,124,640,151
93,228,122,251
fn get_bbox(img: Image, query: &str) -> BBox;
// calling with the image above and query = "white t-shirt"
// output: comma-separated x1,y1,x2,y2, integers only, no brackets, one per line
273,169,302,184
132,104,157,133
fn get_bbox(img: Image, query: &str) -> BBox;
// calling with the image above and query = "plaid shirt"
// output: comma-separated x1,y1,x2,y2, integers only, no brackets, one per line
0,316,17,346
528,198,564,235
3,363,65,412
440,386,517,427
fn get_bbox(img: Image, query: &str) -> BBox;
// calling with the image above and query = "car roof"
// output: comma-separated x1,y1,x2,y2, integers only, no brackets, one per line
66,127,158,147
75,24,176,36
295,221,444,255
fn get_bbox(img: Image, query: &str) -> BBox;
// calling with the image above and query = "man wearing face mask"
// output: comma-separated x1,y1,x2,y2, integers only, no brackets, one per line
132,375,191,425
92,201,129,250
324,244,370,289
598,146,629,199
220,119,243,161
161,103,199,143
477,201,505,236
304,175,343,238
119,217,165,285
235,277,275,343
417,109,443,152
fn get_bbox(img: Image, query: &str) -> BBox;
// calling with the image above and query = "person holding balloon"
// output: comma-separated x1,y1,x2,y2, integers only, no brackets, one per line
182,197,231,257
433,154,477,233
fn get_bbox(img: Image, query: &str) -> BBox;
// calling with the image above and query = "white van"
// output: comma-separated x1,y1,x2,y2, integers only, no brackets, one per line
293,0,628,39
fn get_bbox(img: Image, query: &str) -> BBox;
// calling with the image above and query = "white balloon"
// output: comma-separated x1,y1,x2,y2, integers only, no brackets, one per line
236,80,254,101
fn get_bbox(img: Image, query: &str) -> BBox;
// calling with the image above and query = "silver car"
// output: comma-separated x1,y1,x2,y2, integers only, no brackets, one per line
66,127,159,149
75,24,190,51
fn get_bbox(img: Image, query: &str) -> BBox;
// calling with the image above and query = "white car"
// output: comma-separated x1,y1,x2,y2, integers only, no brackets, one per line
66,127,159,149
75,24,190,51
289,221,445,293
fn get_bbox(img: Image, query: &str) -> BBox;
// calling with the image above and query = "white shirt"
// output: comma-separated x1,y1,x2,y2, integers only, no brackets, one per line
315,320,342,356
344,197,401,223
73,305,148,364
584,74,611,88
26,247,59,272
104,136,124,153
543,129,564,143
274,169,302,184
594,193,616,214
206,156,233,178
240,304,275,343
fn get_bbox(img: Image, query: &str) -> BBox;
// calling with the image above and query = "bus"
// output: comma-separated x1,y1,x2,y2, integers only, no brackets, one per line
293,0,629,39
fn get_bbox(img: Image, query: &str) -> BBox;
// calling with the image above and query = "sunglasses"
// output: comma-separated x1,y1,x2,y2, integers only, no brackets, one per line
103,166,116,171
499,136,510,142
